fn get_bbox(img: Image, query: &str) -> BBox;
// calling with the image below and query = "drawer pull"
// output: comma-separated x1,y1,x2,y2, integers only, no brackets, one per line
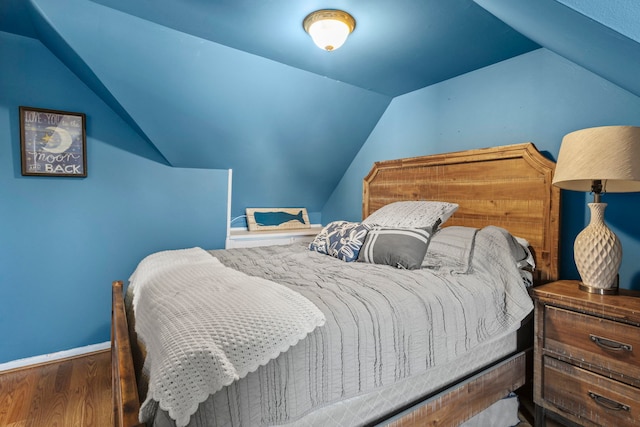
589,334,632,352
588,391,630,412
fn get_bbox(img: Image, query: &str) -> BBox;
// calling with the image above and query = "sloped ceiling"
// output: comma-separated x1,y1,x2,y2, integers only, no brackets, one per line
475,0,640,98
2,0,639,217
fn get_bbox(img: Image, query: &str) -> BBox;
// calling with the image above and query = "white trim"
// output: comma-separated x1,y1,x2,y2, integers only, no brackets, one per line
225,224,323,248
226,169,233,239
0,341,110,372
229,224,322,236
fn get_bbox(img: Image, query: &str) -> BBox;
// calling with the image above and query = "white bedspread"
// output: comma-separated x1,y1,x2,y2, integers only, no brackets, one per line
128,248,326,427
134,226,534,427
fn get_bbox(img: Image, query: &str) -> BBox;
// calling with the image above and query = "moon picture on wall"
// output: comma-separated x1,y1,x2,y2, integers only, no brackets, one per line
42,126,74,154
20,106,87,177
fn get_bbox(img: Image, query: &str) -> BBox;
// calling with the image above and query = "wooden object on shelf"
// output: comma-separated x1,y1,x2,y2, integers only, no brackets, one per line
532,280,640,427
246,208,311,231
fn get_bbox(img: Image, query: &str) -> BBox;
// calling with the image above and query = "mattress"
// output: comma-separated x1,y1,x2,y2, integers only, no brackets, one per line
151,330,519,427
130,225,534,427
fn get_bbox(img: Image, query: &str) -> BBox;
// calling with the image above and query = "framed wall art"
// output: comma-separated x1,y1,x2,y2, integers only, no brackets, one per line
19,106,87,177
246,208,311,231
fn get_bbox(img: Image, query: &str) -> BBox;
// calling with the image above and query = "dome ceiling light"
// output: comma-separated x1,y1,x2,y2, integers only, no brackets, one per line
303,9,356,51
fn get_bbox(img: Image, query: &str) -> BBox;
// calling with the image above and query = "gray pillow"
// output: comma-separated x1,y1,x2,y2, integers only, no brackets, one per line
422,226,478,273
423,225,535,273
358,227,433,270
363,201,458,231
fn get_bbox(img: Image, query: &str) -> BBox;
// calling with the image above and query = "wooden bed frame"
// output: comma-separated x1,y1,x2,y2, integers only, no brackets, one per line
112,142,560,426
363,142,560,285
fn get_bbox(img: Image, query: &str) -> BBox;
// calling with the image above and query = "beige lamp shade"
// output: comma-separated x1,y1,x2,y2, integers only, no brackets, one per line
553,126,640,192
553,125,640,294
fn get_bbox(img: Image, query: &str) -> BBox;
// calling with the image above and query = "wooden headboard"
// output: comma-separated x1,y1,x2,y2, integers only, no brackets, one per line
363,143,560,284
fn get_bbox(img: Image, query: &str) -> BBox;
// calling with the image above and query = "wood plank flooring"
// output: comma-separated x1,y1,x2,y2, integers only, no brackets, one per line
0,349,558,427
0,350,111,427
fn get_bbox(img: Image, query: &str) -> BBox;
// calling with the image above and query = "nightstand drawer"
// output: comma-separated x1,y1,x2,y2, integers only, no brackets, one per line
544,306,640,384
543,356,640,426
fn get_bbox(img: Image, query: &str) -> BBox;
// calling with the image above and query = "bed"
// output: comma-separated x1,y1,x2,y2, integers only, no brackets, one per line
112,142,560,427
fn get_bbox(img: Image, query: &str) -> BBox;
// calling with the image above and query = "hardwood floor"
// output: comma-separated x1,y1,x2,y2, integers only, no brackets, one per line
0,350,111,427
0,349,560,427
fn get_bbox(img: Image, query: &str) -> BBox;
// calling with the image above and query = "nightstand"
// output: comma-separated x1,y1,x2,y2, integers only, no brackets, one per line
225,226,322,249
531,280,640,427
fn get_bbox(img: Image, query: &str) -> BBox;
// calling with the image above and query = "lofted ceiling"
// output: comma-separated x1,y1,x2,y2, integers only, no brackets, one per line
1,0,639,218
86,0,540,98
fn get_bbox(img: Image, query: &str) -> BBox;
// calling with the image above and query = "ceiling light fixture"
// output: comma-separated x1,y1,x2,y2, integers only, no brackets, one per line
303,9,356,51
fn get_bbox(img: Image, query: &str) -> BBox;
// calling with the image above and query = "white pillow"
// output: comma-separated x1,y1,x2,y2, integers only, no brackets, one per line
363,201,458,231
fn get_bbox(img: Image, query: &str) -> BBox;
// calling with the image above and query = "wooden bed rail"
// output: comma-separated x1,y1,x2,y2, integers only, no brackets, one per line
112,280,146,427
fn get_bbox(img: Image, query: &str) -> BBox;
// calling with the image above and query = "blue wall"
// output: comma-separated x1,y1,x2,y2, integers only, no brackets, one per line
24,0,391,222
556,0,640,43
4,32,640,365
324,48,640,290
0,32,229,363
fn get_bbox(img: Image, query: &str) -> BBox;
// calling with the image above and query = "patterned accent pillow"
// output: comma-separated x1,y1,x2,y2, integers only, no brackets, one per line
309,221,371,262
362,201,458,231
357,227,433,270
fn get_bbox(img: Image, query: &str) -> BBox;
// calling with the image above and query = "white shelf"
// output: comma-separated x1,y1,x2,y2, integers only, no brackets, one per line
225,225,322,249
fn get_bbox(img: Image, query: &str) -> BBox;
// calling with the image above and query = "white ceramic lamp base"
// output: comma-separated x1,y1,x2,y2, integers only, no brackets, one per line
574,203,621,294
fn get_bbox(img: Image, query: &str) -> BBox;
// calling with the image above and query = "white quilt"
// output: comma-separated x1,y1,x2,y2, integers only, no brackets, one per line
128,248,326,427
134,226,534,427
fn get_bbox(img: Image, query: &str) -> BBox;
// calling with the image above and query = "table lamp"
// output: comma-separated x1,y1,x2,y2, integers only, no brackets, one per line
553,126,640,294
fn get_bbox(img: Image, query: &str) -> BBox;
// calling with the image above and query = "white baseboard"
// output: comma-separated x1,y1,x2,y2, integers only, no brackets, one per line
0,341,110,372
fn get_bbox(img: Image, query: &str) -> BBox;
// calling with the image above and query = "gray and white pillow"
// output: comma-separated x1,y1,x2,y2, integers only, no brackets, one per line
363,201,458,232
358,227,433,270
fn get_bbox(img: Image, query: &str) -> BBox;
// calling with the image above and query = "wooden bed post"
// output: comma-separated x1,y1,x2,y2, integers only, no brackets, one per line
112,280,146,427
